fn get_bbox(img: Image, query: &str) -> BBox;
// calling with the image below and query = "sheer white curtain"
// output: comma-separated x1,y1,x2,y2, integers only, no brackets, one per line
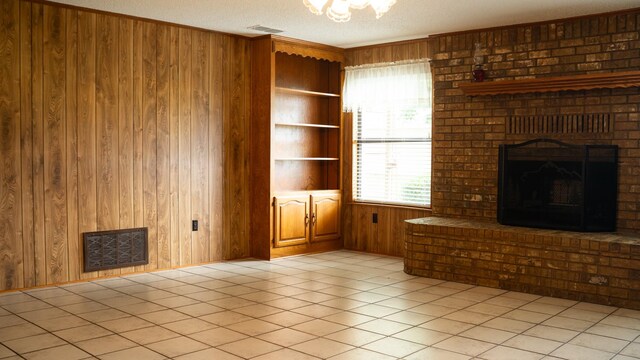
343,59,433,206
342,59,432,113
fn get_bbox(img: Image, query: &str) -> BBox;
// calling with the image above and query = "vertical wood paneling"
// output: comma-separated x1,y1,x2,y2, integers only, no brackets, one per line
156,24,171,268
0,0,22,289
65,8,79,280
239,39,252,259
20,0,35,288
132,20,144,273
31,2,46,285
95,14,119,232
345,39,429,66
221,35,231,259
95,13,119,276
223,37,250,259
341,204,352,245
357,206,373,252
345,204,430,256
169,26,180,267
77,10,97,280
248,37,273,260
191,30,210,264
43,5,68,283
209,33,224,261
178,27,192,266
374,206,390,253
118,17,134,274
142,21,157,270
386,208,403,255
1,0,252,290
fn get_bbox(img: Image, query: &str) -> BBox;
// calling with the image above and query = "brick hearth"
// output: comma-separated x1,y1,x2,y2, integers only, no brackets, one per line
405,217,640,309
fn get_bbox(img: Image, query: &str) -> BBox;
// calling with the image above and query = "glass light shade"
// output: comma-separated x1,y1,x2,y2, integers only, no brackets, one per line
304,0,396,22
304,0,329,15
327,0,351,22
369,0,396,18
349,0,371,9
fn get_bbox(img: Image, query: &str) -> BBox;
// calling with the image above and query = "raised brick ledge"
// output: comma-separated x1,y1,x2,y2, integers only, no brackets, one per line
404,216,640,310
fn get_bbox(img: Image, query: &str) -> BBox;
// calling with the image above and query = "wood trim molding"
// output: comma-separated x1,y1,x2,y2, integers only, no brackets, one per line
458,71,640,96
345,37,429,52
272,36,345,63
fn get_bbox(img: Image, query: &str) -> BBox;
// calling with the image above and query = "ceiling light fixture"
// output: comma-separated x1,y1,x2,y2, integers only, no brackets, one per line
304,0,397,22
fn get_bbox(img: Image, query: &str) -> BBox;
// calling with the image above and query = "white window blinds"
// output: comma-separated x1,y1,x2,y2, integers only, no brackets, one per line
343,60,432,206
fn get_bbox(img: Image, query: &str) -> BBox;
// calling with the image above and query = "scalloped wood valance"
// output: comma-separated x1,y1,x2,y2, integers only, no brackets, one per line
272,37,344,64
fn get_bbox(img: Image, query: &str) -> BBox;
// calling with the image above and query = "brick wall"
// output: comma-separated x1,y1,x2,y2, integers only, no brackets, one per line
428,9,640,232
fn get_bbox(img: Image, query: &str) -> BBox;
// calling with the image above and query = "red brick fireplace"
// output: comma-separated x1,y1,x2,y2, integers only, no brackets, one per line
404,9,640,309
428,9,640,232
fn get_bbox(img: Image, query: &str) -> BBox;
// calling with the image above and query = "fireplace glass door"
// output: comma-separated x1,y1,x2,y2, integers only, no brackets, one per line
498,139,617,232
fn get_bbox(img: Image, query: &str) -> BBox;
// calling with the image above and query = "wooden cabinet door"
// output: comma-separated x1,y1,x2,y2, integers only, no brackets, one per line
273,195,309,248
310,194,341,243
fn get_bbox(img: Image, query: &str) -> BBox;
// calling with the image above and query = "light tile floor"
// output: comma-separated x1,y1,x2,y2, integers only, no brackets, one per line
1,250,640,359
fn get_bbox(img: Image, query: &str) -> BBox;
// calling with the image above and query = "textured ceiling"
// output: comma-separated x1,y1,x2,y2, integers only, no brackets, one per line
48,0,639,48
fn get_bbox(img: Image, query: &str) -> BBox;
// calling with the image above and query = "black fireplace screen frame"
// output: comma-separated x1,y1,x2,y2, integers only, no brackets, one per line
497,138,618,232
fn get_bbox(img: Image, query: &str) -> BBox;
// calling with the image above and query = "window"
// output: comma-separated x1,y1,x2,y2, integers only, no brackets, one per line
343,60,432,206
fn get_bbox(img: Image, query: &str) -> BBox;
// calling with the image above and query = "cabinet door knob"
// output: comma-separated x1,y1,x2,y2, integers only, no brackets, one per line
305,213,310,225
311,213,317,225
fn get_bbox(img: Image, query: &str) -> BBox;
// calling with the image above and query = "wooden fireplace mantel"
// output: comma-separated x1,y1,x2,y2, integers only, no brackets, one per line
458,70,640,96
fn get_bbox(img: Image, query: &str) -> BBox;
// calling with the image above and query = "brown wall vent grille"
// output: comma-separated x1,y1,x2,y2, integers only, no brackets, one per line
83,228,148,272
507,113,611,135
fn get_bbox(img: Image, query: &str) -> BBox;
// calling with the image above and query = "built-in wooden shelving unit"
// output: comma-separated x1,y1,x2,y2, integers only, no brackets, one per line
459,70,640,96
251,35,344,260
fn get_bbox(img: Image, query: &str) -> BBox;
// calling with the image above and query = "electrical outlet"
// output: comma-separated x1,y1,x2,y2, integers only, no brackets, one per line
372,213,378,224
192,220,198,231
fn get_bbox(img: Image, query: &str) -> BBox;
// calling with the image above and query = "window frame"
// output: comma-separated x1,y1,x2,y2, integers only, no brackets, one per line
352,107,432,208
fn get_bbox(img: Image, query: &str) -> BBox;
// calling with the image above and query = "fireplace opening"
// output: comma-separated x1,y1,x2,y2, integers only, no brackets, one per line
498,138,617,232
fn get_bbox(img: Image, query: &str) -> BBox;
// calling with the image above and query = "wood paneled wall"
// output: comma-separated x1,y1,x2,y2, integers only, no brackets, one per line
345,38,430,66
340,37,433,259
343,203,431,256
0,0,251,291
